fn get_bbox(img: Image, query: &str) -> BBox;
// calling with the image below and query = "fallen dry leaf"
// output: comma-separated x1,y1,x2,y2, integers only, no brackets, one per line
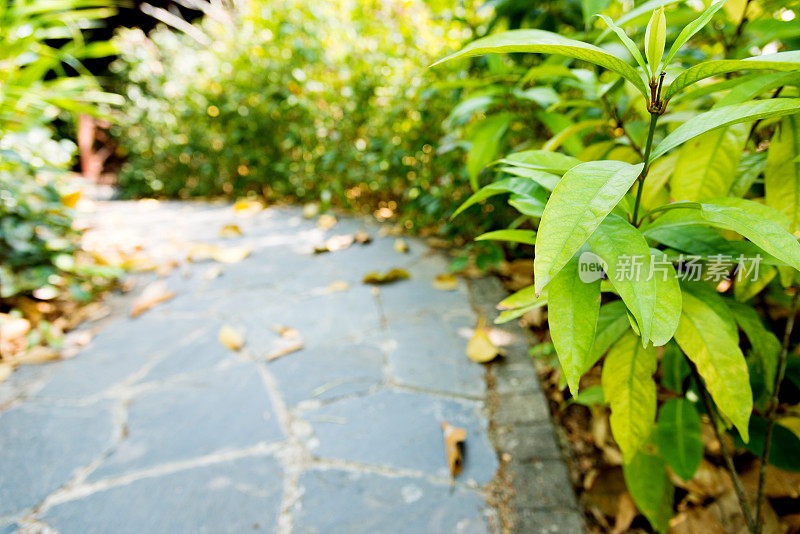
354,230,372,244
130,281,176,318
317,214,337,230
314,234,354,254
302,202,320,218
0,316,31,358
266,341,304,361
233,198,263,214
271,325,300,340
672,459,732,501
219,224,243,238
203,266,223,280
0,362,13,383
155,259,180,278
432,273,458,291
362,268,410,285
325,280,349,293
218,325,244,351
394,238,409,254
61,190,81,208
212,245,252,264
466,317,500,363
442,421,466,481
611,493,637,534
741,460,800,499
14,345,61,365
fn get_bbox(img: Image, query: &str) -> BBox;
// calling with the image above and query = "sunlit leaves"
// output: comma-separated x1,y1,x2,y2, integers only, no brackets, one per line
466,113,512,190
475,229,536,245
673,286,752,441
451,177,548,219
533,161,643,294
651,99,800,161
498,150,581,175
766,116,800,232
644,7,666,74
432,29,649,98
662,0,726,68
548,251,601,394
602,331,657,460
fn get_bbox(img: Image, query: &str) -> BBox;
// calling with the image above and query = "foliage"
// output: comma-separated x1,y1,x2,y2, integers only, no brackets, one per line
444,0,800,531
111,0,517,243
0,0,121,305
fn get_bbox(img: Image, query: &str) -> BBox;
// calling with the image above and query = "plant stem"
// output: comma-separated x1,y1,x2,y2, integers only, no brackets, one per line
755,287,799,533
631,111,659,225
688,359,757,533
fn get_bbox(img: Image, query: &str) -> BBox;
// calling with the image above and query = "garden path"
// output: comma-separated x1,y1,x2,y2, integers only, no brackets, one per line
0,196,580,533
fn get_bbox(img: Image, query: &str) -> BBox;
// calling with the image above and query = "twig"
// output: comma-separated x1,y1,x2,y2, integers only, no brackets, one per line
688,359,757,533
755,287,799,533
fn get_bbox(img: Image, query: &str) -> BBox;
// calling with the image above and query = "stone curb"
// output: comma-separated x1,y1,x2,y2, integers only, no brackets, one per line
468,277,585,534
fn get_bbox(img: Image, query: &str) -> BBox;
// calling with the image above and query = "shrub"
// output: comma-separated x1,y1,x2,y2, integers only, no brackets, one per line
442,1,800,532
113,0,506,236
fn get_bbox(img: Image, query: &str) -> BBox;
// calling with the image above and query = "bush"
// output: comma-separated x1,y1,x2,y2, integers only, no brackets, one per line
112,0,520,238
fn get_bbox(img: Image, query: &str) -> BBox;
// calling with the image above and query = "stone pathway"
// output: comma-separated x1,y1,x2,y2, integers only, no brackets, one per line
0,199,581,533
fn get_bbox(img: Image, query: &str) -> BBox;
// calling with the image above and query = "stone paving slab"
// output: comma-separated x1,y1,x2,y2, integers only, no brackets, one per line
0,200,580,532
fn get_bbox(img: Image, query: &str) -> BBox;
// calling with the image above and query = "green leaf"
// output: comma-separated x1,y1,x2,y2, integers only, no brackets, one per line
587,215,681,346
729,152,767,198
655,398,703,481
766,115,800,232
640,152,677,211
645,6,666,74
587,300,630,364
738,416,800,472
581,0,611,27
596,0,681,42
726,300,781,394
432,29,649,98
451,177,548,219
499,166,561,190
663,51,800,101
602,331,657,459
548,251,601,394
670,124,748,201
661,341,689,393
734,265,776,302
508,195,547,218
498,149,581,174
651,99,800,161
570,384,605,406
596,14,647,73
475,229,536,245
533,161,643,294
673,286,752,441
497,285,540,310
623,449,674,533
662,0,727,67
466,113,512,190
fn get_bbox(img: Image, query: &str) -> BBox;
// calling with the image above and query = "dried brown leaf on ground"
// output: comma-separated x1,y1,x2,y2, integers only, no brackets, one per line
671,459,732,501
14,345,61,365
610,493,637,534
314,234,354,254
432,273,458,291
130,281,176,317
0,362,13,383
218,325,244,351
393,238,409,254
317,214,337,230
155,259,180,278
466,317,501,363
203,266,223,280
325,280,349,293
219,224,243,238
266,341,304,361
362,268,410,285
271,325,300,340
354,230,372,244
0,316,30,358
741,460,800,499
212,245,252,264
442,421,466,480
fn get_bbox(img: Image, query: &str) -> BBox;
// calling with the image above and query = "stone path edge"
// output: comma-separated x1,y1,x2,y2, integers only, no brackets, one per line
468,277,585,534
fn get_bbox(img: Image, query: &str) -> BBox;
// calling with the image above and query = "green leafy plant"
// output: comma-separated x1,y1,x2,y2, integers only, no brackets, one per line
439,2,800,531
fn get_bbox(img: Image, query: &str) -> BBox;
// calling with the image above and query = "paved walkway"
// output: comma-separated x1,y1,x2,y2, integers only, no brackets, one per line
0,199,581,533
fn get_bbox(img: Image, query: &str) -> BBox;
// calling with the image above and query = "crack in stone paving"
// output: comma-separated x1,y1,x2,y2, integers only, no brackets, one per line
0,201,579,533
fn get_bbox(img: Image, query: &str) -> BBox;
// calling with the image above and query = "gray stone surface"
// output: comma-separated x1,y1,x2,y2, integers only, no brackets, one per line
43,456,284,534
0,402,115,516
294,469,491,534
0,201,579,532
305,388,497,485
515,509,585,534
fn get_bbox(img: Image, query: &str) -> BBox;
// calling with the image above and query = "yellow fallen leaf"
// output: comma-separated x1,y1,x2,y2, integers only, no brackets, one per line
130,281,176,318
155,259,180,278
441,421,466,480
218,325,244,351
317,214,337,230
61,191,81,208
0,362,13,383
326,280,349,293
271,325,300,340
186,243,219,262
15,345,61,365
314,234,354,254
266,340,304,361
302,202,320,218
432,273,458,291
466,317,500,363
354,230,372,244
212,245,252,264
233,198,263,214
203,266,224,280
394,239,409,254
362,268,410,285
219,224,243,238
